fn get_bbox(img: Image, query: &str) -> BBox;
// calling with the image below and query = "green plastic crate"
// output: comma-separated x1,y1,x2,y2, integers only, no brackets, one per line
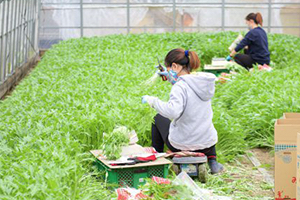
203,68,229,77
95,159,170,188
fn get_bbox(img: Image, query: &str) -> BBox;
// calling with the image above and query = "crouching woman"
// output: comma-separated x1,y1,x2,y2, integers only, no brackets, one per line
142,48,223,174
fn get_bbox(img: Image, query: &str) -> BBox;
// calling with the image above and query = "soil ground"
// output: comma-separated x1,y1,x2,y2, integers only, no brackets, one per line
201,148,274,200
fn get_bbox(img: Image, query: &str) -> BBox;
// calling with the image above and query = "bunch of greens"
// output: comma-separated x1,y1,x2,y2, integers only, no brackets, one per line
139,179,194,200
225,62,248,74
101,126,130,160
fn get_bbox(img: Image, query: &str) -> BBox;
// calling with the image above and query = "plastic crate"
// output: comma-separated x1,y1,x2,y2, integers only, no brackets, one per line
95,159,169,188
203,69,229,76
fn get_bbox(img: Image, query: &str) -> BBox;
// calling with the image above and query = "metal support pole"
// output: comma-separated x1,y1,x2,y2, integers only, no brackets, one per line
0,1,5,82
37,0,41,50
29,0,34,53
3,0,10,81
268,0,271,33
80,0,83,37
25,0,30,62
22,0,27,65
29,0,34,54
181,9,183,32
32,0,38,53
22,0,26,63
221,0,225,31
22,0,26,64
19,0,24,66
197,14,200,32
127,0,130,34
12,0,18,73
16,0,23,67
173,0,176,32
8,0,15,75
27,0,31,58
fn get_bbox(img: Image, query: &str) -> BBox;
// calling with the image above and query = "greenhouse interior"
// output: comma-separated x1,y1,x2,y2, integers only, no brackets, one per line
1,0,300,199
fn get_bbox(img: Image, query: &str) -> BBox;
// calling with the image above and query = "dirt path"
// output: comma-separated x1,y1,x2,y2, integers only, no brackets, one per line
251,148,274,173
235,149,274,198
203,148,274,199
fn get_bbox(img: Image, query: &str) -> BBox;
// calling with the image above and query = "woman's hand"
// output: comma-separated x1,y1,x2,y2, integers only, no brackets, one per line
230,50,236,57
142,95,156,107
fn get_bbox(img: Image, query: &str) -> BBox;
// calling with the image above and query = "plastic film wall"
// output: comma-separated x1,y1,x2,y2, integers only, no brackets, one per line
39,0,300,49
0,0,39,83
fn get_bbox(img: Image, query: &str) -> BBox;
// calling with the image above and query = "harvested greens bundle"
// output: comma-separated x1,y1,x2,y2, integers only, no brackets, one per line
139,178,195,200
225,62,248,74
101,126,130,160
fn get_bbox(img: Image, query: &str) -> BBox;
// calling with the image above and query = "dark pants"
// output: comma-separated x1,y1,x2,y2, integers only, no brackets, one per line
234,49,269,70
234,53,256,70
151,114,217,161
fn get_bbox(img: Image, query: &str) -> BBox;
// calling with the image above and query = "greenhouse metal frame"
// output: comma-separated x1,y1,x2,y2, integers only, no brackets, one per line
0,0,40,85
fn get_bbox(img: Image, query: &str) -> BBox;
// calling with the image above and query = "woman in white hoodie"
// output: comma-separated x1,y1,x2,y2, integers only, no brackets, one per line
142,49,223,174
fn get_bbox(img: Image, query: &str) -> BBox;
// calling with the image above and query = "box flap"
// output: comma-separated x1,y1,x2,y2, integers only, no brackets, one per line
284,113,300,119
275,119,300,143
276,119,300,125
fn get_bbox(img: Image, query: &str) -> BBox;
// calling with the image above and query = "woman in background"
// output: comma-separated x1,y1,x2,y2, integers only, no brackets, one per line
230,12,270,70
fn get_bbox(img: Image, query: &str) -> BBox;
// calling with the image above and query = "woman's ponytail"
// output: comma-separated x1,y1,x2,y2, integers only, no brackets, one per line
164,49,200,72
188,51,200,71
255,12,263,26
246,12,263,26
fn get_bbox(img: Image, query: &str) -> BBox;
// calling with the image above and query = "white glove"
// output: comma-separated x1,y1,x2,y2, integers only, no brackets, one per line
141,95,156,107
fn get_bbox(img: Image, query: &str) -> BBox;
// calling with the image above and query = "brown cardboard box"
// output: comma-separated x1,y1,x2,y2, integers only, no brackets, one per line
297,133,300,200
283,113,300,119
275,119,300,200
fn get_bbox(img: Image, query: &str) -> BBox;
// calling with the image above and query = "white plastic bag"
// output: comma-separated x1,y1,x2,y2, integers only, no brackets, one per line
174,171,232,200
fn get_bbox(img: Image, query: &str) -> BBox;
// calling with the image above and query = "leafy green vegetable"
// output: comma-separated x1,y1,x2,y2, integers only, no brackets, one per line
225,62,248,74
139,178,194,200
101,126,130,160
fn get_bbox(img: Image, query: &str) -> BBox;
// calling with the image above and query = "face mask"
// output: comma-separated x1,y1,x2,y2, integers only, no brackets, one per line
167,69,179,85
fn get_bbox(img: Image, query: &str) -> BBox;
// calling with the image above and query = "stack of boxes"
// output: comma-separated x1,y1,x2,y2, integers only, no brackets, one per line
275,113,300,200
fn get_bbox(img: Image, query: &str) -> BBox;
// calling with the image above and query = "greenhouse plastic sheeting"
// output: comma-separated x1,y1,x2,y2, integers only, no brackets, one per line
0,0,39,83
39,0,300,49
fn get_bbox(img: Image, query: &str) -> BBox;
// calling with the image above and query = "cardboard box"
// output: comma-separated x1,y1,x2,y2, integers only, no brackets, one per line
275,119,300,200
284,113,300,119
297,133,300,200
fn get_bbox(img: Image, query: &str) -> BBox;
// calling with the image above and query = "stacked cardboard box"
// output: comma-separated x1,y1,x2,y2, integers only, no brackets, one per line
274,113,300,200
297,133,300,200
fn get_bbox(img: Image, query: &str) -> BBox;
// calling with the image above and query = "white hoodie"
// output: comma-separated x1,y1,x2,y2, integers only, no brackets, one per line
152,72,218,150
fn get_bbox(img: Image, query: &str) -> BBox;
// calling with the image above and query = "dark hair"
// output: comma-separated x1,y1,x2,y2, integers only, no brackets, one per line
164,48,200,72
246,12,263,26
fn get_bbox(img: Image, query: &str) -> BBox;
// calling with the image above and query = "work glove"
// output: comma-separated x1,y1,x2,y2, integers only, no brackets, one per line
156,66,169,80
141,95,156,107
226,55,232,61
157,70,168,77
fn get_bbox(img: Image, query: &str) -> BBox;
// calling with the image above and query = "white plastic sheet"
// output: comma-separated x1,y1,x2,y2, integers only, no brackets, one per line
174,171,232,200
39,0,300,48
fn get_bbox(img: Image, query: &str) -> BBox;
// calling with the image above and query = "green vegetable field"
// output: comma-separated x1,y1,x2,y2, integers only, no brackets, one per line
1,32,300,199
